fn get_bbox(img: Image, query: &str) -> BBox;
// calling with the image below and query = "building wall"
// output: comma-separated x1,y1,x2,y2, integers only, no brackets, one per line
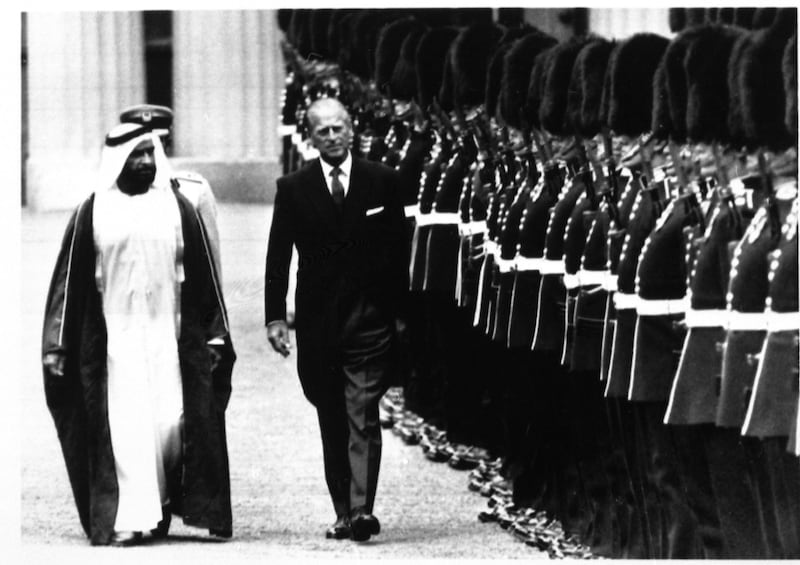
173,10,282,160
24,10,284,211
524,7,672,40
172,10,284,204
589,8,672,39
25,12,146,211
523,8,574,42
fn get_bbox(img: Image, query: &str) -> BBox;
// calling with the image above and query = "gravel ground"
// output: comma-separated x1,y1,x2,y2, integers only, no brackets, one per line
16,203,547,563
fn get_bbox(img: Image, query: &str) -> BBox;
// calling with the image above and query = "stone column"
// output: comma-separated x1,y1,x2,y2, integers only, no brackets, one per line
589,8,672,39
26,11,145,211
172,10,283,202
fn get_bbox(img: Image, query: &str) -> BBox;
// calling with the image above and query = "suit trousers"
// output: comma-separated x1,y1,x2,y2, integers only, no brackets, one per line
634,402,702,558
508,349,562,510
669,424,724,558
396,291,441,421
762,436,800,558
703,427,770,557
606,398,650,558
316,294,393,518
433,291,492,447
566,369,616,555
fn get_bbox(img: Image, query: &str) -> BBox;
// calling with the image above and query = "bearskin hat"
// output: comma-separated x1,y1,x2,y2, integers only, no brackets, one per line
416,26,459,110
784,34,797,139
569,38,615,137
500,29,557,130
685,25,745,143
375,17,420,95
524,46,556,130
449,22,505,109
390,24,429,102
608,33,670,138
539,37,593,135
739,8,797,150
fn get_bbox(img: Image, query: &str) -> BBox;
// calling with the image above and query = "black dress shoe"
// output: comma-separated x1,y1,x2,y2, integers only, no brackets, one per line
325,516,351,540
350,513,380,542
150,507,171,539
110,530,143,547
209,527,232,538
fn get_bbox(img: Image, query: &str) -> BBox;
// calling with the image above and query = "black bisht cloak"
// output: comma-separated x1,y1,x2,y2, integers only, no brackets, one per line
41,188,235,545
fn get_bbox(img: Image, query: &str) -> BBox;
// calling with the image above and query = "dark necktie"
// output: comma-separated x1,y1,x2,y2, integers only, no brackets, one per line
330,167,345,211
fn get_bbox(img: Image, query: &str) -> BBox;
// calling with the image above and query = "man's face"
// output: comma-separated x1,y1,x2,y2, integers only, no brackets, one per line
119,139,156,187
308,104,353,164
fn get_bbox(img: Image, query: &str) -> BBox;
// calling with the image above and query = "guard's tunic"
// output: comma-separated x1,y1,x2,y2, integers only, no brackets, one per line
742,196,799,441
561,176,599,367
629,192,704,402
532,166,587,352
457,158,490,310
605,183,665,398
507,164,564,348
665,178,763,425
425,137,476,293
473,162,504,332
492,155,537,345
409,132,451,291
717,196,793,428
599,170,640,381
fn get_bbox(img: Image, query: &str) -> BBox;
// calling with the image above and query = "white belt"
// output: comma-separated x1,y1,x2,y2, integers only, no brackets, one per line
563,273,581,289
637,297,687,316
404,204,419,218
497,257,516,273
484,240,499,256
728,311,768,331
414,212,433,225
577,269,608,287
684,308,727,328
514,256,546,272
538,258,565,275
458,221,488,236
601,273,618,292
766,310,800,331
614,292,639,310
415,212,460,226
277,124,297,136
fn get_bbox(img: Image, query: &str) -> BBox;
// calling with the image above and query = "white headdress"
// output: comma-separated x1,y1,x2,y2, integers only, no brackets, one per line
95,123,173,193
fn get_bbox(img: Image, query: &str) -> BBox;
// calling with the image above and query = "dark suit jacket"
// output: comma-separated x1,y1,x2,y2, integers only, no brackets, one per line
265,155,408,405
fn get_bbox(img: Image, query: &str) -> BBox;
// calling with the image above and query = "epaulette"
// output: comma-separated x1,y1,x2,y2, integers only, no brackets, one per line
172,171,209,185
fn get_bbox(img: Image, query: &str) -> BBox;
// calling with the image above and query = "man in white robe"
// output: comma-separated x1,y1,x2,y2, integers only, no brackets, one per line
42,123,233,546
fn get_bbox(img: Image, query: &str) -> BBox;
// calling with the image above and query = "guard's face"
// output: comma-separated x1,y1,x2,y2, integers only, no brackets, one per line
308,106,352,164
119,139,156,187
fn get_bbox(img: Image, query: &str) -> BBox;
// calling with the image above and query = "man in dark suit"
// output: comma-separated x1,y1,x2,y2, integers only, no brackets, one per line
265,97,408,542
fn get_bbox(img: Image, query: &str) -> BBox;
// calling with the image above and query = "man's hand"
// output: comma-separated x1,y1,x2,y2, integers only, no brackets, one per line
43,351,66,378
394,317,407,337
267,320,292,357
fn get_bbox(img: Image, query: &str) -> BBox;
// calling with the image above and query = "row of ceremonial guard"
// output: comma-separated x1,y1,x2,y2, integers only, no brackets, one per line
275,7,799,559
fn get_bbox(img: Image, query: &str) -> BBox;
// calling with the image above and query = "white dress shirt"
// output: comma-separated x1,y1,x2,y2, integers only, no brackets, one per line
319,152,352,198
